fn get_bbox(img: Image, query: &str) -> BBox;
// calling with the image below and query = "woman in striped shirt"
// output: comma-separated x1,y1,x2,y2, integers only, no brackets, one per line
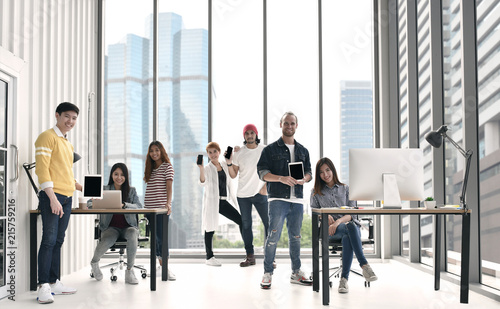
144,140,175,280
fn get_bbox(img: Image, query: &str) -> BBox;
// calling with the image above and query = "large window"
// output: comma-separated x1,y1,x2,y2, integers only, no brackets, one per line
443,0,464,277
103,1,374,253
416,0,434,266
476,0,500,290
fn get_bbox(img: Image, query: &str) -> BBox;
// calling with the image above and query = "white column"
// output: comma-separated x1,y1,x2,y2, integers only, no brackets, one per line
484,121,500,156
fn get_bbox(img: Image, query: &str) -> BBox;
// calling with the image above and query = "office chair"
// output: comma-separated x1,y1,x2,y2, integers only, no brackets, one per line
327,217,374,287
91,216,150,281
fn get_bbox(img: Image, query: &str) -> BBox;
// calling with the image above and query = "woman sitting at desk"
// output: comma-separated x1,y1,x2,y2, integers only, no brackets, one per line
88,162,143,284
310,157,377,294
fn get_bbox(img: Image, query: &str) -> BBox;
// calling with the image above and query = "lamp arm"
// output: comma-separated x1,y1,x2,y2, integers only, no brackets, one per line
442,133,468,158
460,150,473,210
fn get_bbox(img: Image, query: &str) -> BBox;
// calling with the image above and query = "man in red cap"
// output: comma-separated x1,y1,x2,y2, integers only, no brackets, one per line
226,124,269,267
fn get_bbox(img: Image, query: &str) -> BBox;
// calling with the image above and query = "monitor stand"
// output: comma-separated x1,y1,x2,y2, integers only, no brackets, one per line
382,173,402,209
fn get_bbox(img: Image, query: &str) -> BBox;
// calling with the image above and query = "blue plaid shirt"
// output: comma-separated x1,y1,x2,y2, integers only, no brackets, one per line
310,183,360,226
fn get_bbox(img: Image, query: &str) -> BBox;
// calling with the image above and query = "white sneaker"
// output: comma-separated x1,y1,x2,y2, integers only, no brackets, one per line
338,277,349,293
91,262,103,281
362,264,378,282
260,273,272,289
37,283,54,304
290,270,313,286
125,269,138,285
205,257,222,267
168,269,176,281
49,280,77,295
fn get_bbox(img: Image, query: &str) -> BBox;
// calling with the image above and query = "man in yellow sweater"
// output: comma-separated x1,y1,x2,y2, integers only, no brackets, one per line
35,102,82,304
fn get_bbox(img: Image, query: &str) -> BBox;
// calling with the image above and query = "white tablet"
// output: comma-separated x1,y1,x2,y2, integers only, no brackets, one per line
289,162,304,180
83,175,103,199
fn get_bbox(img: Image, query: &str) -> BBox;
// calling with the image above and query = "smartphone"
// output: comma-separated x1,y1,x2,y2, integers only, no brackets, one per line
224,146,233,160
197,154,203,165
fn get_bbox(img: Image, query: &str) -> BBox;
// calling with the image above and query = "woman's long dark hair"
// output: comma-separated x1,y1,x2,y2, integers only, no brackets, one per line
108,162,131,203
144,140,171,183
313,157,344,196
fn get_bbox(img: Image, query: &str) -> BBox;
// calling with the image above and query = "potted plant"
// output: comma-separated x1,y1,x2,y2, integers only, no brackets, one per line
423,197,436,209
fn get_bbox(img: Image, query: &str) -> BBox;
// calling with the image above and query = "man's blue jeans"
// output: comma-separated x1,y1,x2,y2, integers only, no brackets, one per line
329,221,367,279
38,191,72,284
237,193,269,255
263,200,303,274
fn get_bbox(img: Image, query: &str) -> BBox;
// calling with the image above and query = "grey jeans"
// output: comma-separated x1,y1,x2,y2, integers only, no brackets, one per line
91,226,139,268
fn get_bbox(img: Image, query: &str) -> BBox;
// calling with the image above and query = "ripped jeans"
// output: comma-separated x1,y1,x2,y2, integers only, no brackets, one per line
263,200,303,274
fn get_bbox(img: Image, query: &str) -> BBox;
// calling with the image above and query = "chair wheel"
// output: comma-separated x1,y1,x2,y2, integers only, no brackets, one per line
111,275,117,281
365,281,370,287
329,281,333,288
90,273,94,278
142,273,147,279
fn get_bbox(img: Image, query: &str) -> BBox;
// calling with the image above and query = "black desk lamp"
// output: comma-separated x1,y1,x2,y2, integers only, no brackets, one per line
424,125,473,210
23,152,82,196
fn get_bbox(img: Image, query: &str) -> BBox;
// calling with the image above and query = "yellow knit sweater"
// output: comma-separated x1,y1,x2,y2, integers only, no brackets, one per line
35,127,75,197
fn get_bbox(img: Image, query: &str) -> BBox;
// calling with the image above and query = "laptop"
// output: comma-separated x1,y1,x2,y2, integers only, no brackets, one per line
92,191,123,209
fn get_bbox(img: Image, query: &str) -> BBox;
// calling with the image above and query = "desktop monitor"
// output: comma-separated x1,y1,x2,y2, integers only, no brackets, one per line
349,148,424,208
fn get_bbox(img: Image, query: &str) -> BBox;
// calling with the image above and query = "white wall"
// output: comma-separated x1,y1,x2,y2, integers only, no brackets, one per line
0,0,98,293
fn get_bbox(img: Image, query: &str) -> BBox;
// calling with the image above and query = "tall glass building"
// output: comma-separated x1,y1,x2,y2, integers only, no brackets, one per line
339,80,373,184
104,13,208,249
104,34,150,194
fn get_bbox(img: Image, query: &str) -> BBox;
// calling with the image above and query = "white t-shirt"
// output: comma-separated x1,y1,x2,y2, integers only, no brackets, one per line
233,144,266,198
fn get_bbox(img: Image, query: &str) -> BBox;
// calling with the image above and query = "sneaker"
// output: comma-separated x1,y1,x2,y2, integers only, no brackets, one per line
49,280,77,295
338,277,349,293
37,283,54,304
362,264,378,282
90,262,103,281
205,257,222,267
260,272,272,289
168,269,176,281
125,269,138,284
290,270,313,286
239,254,256,267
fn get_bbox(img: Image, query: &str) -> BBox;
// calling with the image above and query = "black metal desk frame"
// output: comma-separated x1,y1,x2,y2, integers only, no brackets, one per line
312,208,471,306
30,208,169,291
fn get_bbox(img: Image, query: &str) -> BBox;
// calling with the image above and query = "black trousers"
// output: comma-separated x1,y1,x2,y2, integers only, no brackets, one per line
204,200,242,259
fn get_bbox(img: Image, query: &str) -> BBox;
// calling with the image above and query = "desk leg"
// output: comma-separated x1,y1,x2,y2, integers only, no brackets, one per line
30,213,38,291
150,215,157,291
434,214,441,290
312,213,319,292
321,213,330,306
161,214,169,281
460,213,470,304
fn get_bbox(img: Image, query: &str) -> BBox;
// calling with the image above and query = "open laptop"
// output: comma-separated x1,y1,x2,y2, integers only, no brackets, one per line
92,191,122,209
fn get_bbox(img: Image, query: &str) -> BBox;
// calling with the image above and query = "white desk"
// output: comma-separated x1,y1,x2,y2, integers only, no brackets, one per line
30,208,169,291
311,207,472,306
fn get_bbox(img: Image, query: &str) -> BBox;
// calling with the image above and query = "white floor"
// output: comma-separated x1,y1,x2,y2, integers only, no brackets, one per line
3,258,499,308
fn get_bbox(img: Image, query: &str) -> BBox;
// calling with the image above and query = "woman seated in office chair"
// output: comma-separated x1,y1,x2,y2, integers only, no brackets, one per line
310,157,378,294
88,162,143,284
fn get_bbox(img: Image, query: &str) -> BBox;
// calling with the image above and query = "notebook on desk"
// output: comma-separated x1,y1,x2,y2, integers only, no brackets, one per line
92,191,122,209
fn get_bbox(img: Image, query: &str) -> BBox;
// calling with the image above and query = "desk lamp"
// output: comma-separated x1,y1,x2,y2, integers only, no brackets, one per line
424,125,473,210
23,152,82,196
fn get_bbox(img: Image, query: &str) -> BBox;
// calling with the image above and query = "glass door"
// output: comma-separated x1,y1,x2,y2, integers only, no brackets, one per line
0,76,9,299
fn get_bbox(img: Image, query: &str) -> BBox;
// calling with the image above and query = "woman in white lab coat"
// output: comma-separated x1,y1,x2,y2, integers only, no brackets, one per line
197,141,242,266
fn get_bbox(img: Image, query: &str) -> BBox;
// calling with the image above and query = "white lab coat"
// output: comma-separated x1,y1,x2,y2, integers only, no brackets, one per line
199,161,238,233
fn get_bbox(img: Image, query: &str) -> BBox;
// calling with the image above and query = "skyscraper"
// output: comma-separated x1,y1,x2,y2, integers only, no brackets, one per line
104,34,150,193
105,13,208,249
339,80,373,184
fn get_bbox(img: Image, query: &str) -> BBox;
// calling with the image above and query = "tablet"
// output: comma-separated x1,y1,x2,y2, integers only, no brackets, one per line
83,175,103,199
289,162,304,180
